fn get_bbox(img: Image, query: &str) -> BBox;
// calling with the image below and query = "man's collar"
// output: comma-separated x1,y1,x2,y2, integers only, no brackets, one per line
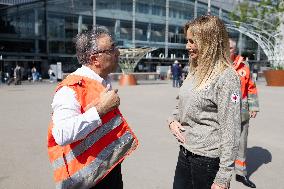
233,55,244,69
71,65,111,86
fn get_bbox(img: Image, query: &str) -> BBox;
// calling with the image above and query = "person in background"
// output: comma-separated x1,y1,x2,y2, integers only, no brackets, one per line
31,66,37,82
48,67,56,83
168,15,241,189
172,60,182,88
229,38,260,188
14,64,22,85
47,26,138,189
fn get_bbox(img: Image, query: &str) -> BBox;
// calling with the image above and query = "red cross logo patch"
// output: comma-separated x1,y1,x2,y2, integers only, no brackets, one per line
231,92,240,104
238,69,246,77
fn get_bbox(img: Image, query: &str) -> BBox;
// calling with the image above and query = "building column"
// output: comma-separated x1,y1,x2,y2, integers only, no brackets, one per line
132,0,136,48
257,44,261,61
175,26,179,43
194,0,198,18
219,8,222,18
34,9,39,54
147,23,151,42
165,0,169,58
207,0,211,14
78,15,82,33
93,0,96,27
238,32,243,55
115,19,121,39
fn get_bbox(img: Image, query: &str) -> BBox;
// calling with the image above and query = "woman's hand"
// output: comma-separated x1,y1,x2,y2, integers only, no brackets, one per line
169,120,186,143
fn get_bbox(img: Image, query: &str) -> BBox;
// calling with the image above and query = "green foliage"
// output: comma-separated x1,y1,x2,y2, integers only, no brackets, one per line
118,59,136,74
272,63,284,70
230,0,284,31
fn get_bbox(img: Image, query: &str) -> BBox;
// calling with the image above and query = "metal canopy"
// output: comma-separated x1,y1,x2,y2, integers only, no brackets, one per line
118,47,155,73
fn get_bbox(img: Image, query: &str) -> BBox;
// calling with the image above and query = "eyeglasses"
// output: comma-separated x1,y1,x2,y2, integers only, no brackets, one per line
93,43,118,55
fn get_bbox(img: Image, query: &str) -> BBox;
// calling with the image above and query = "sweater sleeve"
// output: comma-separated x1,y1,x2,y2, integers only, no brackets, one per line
214,72,241,187
167,98,180,124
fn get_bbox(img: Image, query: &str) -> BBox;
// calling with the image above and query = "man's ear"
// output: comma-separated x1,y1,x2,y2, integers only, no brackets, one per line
90,55,100,66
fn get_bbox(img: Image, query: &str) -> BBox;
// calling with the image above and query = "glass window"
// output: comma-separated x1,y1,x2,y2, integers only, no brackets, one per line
151,24,165,42
137,3,149,14
152,5,161,16
49,41,65,54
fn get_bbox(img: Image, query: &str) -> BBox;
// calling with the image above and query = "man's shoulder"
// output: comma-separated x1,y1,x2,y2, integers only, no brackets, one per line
238,61,250,72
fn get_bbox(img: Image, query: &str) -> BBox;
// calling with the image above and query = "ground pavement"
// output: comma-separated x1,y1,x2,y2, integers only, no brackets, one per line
0,79,283,189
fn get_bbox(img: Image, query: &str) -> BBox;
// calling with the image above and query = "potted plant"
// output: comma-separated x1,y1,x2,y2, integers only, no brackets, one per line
118,47,153,86
263,63,284,86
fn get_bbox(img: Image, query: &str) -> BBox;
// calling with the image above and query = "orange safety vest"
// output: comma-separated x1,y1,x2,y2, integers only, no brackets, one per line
233,55,259,121
47,75,138,189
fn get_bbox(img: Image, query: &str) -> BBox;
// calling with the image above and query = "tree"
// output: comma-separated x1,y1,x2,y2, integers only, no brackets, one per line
229,0,284,69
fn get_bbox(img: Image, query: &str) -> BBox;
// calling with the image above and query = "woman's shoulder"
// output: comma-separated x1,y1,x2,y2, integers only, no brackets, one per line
217,66,240,86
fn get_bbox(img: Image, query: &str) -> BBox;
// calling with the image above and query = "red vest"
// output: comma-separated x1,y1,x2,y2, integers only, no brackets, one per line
233,55,258,99
47,75,138,189
233,55,259,121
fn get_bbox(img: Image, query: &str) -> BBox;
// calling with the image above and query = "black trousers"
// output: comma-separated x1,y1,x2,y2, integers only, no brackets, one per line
90,164,123,189
173,146,220,189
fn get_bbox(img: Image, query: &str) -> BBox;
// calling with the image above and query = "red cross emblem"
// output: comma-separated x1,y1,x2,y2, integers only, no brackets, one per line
238,69,246,77
231,92,240,104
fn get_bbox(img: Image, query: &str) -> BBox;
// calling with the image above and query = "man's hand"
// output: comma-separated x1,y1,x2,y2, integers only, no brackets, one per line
249,111,257,118
95,85,120,116
211,183,227,189
169,120,185,143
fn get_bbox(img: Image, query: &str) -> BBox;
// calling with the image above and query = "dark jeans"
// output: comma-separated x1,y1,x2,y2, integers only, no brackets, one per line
173,76,181,88
173,146,220,189
90,163,123,189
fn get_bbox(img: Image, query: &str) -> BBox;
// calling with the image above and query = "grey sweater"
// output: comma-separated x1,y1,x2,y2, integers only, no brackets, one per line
169,67,241,187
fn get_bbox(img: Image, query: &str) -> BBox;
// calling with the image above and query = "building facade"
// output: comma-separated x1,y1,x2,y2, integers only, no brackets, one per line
0,0,265,78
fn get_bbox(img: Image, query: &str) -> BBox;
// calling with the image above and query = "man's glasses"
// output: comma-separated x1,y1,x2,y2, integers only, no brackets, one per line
94,43,118,55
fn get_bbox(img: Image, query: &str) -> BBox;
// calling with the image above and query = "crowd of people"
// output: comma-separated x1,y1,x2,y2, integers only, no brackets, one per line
46,15,260,189
0,65,56,85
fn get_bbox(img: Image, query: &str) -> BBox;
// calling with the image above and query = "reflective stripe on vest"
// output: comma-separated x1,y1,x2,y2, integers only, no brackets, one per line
48,75,138,189
52,114,122,170
56,131,134,189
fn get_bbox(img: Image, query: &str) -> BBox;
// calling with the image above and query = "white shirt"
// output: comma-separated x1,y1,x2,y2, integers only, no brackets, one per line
51,65,112,146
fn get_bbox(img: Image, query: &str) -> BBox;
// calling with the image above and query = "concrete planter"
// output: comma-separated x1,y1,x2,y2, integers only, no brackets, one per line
263,70,284,86
119,74,137,86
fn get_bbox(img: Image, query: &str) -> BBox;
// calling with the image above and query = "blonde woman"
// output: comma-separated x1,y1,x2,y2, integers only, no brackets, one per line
168,15,241,189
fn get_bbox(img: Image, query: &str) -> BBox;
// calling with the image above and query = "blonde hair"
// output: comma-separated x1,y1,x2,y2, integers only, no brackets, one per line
184,15,231,88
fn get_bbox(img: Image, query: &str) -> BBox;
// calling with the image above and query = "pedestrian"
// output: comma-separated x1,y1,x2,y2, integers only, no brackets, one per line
47,26,138,189
14,64,22,85
48,67,56,82
167,66,172,80
252,64,258,83
168,15,241,189
172,60,182,87
31,66,37,82
229,38,259,188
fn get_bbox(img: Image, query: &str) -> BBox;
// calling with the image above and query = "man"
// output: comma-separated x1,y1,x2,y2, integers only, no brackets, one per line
47,27,138,189
14,64,22,85
229,38,259,188
171,60,182,87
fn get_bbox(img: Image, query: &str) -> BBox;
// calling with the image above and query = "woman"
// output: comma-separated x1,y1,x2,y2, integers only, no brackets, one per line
168,15,241,189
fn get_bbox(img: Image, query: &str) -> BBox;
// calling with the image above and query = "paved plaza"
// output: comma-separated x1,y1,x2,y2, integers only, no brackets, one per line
0,79,283,189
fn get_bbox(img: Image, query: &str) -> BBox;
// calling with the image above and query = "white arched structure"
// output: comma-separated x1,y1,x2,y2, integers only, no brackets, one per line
226,17,284,68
